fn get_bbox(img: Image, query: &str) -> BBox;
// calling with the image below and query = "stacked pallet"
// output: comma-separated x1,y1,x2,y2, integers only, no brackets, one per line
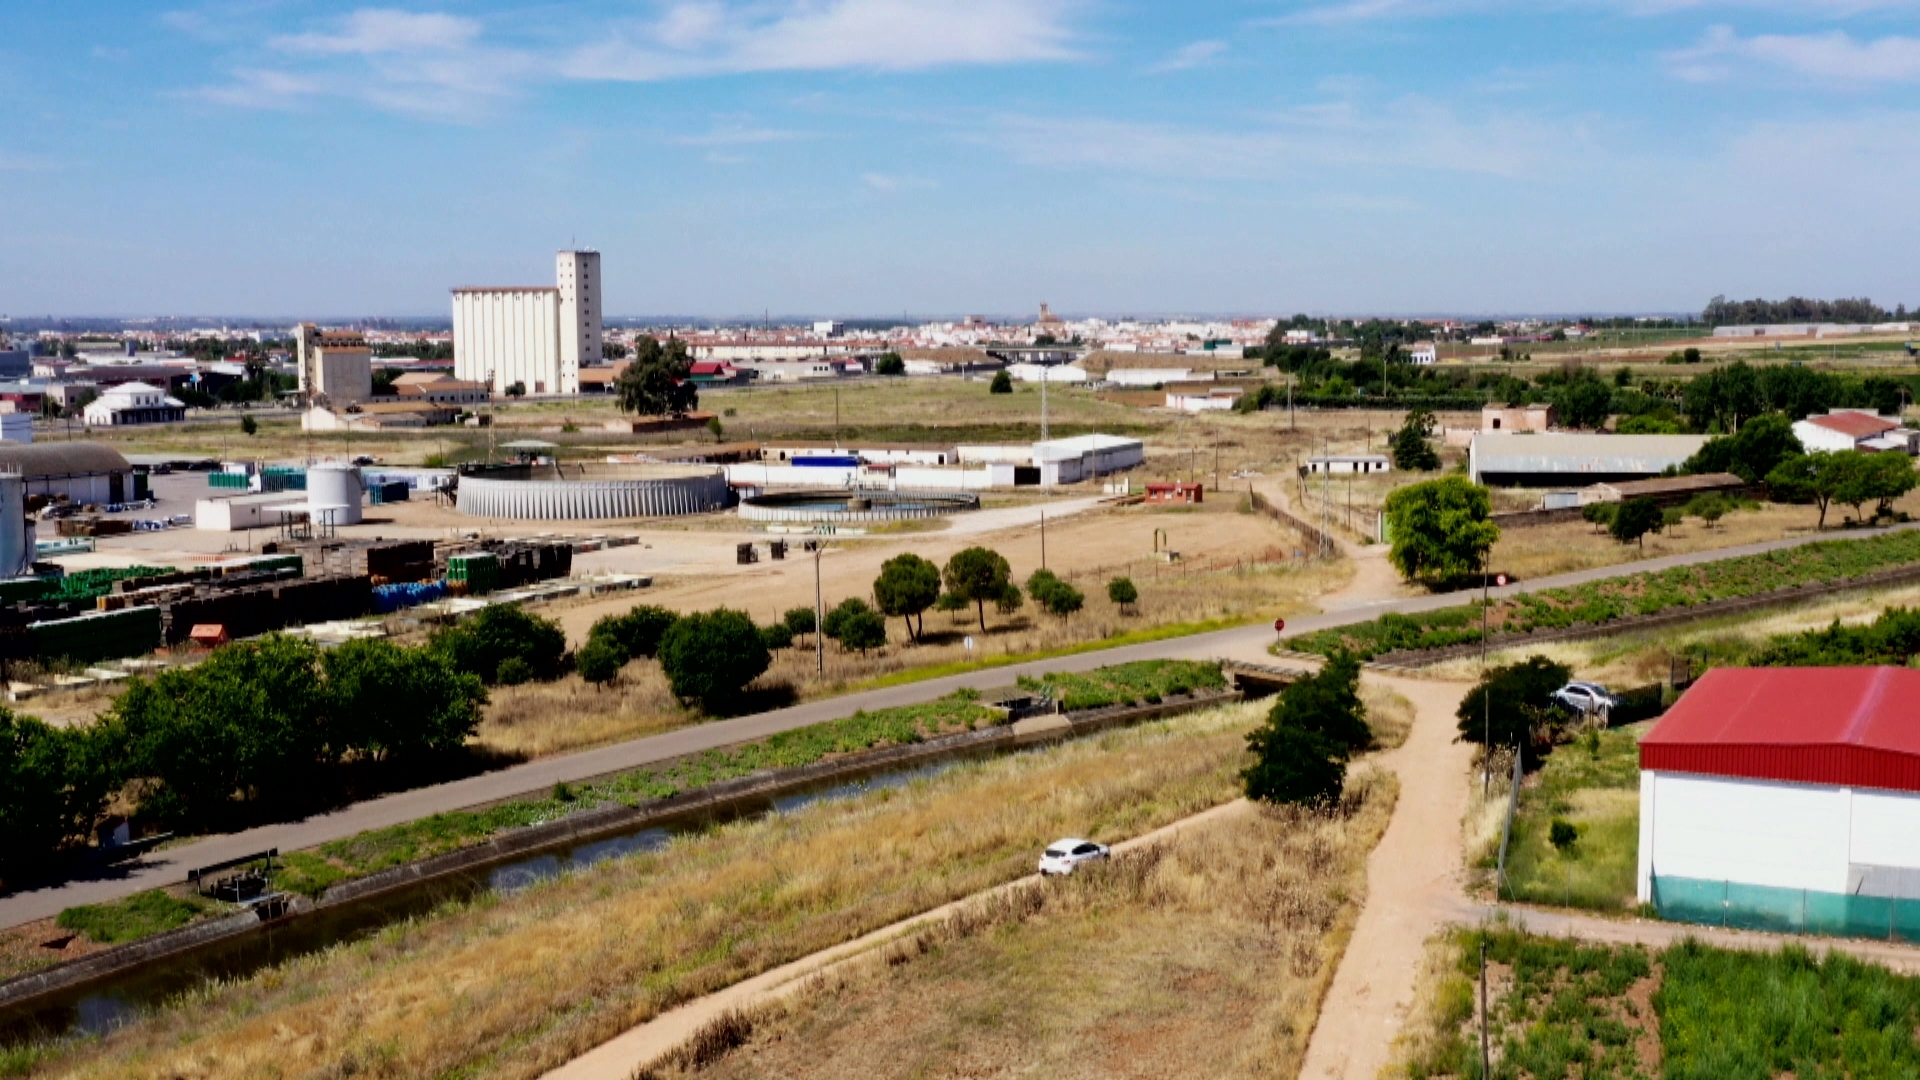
293,539,434,584
159,575,372,644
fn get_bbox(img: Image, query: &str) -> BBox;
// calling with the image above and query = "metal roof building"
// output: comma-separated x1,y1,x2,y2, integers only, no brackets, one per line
1469,432,1708,487
1637,668,1920,937
0,441,135,504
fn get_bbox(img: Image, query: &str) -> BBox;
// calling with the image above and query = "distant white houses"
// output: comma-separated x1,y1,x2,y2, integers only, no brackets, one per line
82,381,185,427
1105,368,1200,388
1166,387,1243,413
1005,363,1090,384
1408,342,1438,365
1791,410,1920,456
1302,454,1391,476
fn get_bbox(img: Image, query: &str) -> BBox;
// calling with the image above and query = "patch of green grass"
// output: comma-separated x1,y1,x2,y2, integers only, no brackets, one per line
271,851,354,899
55,889,214,945
1492,723,1647,912
1016,659,1225,711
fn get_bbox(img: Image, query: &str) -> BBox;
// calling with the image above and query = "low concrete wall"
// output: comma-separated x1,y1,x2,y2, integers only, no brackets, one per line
0,911,264,1010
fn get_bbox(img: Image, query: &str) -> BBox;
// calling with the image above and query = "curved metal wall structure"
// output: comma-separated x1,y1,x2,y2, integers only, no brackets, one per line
457,470,729,520
739,491,979,524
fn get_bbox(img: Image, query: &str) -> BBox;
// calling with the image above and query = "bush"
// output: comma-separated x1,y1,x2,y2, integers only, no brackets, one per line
758,622,795,651
657,609,772,710
994,582,1025,616
823,597,877,643
495,657,534,686
574,636,627,688
0,710,111,880
432,604,567,684
1107,576,1138,612
989,370,1013,394
1242,652,1368,806
1581,502,1617,531
1549,818,1578,851
1025,569,1084,618
875,352,905,376
835,608,887,654
1384,476,1500,585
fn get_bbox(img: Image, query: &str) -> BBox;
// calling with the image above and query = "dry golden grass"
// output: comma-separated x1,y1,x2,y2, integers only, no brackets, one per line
474,663,691,759
1489,491,1920,582
1423,581,1920,689
33,702,1266,1080
1362,681,1416,751
639,770,1397,1080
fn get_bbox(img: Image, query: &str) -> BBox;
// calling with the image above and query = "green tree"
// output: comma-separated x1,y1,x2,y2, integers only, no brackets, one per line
1242,653,1368,806
1026,569,1084,618
111,635,330,827
1455,655,1571,769
875,352,906,376
943,547,1013,631
657,609,771,711
323,639,486,755
0,711,111,878
1767,452,1841,528
1683,413,1804,482
431,604,568,685
1107,576,1139,613
1389,409,1441,471
783,606,818,642
1383,477,1500,586
823,597,878,644
989,370,1013,394
1264,651,1371,753
758,622,795,651
1556,376,1614,430
873,553,942,642
835,607,887,655
506,380,526,398
994,582,1025,617
573,636,626,689
240,415,257,437
1581,502,1617,532
589,605,679,661
616,335,698,417
1829,450,1917,523
1610,497,1665,549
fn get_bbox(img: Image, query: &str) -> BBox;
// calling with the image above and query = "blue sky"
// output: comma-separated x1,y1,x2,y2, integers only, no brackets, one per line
3,1,1918,318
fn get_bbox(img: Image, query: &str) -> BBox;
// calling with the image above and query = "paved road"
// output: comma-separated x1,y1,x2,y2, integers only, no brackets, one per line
3,519,1914,930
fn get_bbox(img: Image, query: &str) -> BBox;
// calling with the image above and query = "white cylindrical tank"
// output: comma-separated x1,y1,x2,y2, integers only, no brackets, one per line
0,472,27,577
306,464,365,526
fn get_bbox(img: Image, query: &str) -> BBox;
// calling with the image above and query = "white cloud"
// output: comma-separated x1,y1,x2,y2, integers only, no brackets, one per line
992,97,1574,181
1278,0,1920,23
862,172,936,191
564,0,1080,81
270,9,481,55
1150,40,1228,73
676,124,814,146
1667,25,1920,82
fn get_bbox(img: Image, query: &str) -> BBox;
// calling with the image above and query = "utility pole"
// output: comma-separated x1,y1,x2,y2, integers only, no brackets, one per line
1040,365,1049,444
833,388,840,447
1040,510,1047,570
811,540,826,679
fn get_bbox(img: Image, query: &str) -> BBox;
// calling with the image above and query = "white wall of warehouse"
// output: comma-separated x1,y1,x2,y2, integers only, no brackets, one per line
1637,770,1920,902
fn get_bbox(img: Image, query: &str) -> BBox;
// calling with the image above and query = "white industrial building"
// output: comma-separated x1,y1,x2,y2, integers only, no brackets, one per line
1639,667,1920,933
1302,454,1391,476
1468,432,1708,486
0,442,135,504
1167,388,1243,413
1104,368,1201,388
1005,363,1089,384
452,250,601,396
294,324,373,405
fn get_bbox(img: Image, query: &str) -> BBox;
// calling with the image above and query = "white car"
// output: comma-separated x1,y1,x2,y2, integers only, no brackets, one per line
1552,681,1622,715
1039,838,1110,876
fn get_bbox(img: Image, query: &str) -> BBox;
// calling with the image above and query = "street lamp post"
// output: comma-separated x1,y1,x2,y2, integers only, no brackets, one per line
811,539,826,679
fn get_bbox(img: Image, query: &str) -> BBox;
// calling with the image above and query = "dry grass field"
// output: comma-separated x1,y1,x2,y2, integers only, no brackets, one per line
20,703,1263,1080
637,770,1397,1080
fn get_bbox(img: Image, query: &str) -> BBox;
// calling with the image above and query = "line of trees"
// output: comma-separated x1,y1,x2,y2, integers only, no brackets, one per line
1702,295,1905,326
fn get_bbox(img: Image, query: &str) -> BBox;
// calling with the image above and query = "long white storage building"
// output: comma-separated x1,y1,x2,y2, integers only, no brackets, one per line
1638,667,1920,936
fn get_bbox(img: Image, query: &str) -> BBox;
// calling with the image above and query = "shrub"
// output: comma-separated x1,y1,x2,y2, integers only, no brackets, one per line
1581,502,1617,531
823,597,877,643
994,582,1025,617
875,352,905,376
989,370,1013,394
835,608,887,654
1243,724,1345,806
1455,655,1571,769
495,657,534,686
758,622,795,651
1025,569,1084,618
1549,818,1578,851
1384,476,1499,585
657,609,772,711
783,606,817,639
1107,576,1138,612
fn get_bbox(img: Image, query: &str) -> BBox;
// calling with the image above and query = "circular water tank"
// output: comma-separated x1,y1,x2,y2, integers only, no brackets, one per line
306,464,365,526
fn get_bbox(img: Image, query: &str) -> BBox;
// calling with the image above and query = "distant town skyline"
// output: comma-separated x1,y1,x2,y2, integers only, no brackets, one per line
4,1,1918,316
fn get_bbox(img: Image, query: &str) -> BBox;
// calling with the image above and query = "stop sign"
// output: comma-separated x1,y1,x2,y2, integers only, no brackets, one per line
1273,618,1286,633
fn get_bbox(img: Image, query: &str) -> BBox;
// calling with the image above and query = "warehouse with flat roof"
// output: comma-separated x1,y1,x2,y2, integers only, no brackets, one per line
0,442,136,504
1468,432,1708,486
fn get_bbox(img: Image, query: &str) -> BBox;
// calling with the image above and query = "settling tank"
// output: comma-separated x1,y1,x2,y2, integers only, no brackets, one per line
0,472,30,577
306,463,365,527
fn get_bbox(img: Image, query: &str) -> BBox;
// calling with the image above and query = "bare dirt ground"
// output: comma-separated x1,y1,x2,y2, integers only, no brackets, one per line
1294,673,1476,1080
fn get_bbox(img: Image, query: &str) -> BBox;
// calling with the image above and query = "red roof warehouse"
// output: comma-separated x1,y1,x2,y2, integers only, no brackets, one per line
1641,666,1920,793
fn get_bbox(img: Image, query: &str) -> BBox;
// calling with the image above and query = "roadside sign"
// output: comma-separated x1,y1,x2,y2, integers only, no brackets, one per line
1495,574,1510,587
1273,618,1286,633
